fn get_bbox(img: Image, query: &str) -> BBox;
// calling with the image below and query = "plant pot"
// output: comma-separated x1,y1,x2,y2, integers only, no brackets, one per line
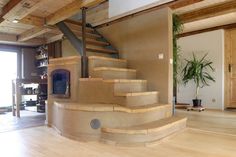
192,99,202,107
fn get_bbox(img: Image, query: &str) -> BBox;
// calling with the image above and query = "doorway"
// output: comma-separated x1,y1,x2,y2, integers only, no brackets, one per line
225,29,236,109
0,51,17,108
0,50,46,133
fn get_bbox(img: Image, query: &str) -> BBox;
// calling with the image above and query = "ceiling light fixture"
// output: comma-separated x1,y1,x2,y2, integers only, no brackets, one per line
12,19,19,23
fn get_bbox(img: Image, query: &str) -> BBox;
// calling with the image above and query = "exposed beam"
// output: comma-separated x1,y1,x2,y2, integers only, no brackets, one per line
0,0,49,27
0,0,22,18
46,0,106,25
0,32,45,46
46,34,64,43
18,26,53,41
178,22,236,38
170,0,203,9
20,15,45,27
180,1,236,23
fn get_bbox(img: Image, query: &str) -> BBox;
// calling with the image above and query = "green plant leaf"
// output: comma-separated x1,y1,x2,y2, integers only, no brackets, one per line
182,53,215,97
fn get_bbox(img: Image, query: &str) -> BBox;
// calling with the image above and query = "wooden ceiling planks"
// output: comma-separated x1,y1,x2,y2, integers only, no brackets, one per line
174,0,231,14
46,0,106,25
0,0,10,9
16,0,106,42
17,26,54,41
0,0,236,45
20,14,44,27
0,32,45,46
30,0,75,17
0,19,33,34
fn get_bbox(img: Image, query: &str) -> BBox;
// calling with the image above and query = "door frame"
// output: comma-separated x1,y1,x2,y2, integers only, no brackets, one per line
224,28,236,109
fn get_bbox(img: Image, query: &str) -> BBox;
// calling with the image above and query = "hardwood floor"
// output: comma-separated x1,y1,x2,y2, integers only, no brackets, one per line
176,109,236,135
0,110,235,157
0,111,45,133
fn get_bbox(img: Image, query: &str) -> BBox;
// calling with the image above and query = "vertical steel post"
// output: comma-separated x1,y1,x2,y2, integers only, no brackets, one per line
81,7,88,78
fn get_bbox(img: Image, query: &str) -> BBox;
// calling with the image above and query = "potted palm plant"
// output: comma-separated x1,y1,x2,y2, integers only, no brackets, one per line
182,53,215,107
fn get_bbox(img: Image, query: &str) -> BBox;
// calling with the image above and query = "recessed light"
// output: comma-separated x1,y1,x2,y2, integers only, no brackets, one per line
12,19,19,23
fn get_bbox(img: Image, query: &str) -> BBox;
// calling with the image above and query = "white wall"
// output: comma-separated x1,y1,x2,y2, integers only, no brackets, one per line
109,0,173,18
177,30,224,110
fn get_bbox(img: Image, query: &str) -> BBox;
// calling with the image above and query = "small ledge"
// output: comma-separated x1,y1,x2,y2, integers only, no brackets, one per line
104,79,147,83
79,78,147,83
54,102,170,113
89,56,127,63
93,67,136,72
115,91,158,97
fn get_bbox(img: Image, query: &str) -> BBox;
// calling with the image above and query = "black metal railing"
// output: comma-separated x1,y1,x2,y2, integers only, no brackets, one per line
81,7,88,78
56,8,88,78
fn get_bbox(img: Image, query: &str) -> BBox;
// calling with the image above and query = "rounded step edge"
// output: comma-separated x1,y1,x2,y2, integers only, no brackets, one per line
54,101,172,114
100,116,187,146
101,116,186,135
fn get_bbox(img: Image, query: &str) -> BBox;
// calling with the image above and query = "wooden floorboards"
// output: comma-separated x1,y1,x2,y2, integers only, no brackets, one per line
0,110,235,157
176,109,236,135
0,111,46,133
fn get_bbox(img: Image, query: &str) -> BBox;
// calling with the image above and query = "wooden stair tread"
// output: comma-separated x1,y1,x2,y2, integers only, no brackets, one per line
54,102,170,113
88,56,126,62
86,47,118,54
79,78,146,83
86,39,110,46
104,79,147,83
65,20,94,32
115,91,158,97
101,116,187,134
75,31,101,38
93,67,136,72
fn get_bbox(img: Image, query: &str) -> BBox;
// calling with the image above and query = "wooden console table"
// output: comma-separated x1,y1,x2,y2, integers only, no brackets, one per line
12,79,47,118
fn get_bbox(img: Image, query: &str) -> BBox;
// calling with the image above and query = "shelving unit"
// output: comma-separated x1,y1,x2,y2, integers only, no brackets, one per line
35,45,48,79
35,45,49,113
12,79,47,117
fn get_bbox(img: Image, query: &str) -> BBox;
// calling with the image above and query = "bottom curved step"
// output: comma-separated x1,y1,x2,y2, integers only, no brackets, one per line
101,116,187,146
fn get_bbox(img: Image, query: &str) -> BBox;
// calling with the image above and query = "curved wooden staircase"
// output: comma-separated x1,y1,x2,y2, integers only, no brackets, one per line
51,20,187,147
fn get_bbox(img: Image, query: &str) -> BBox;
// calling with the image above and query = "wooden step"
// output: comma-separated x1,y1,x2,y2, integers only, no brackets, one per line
101,116,187,146
91,67,136,79
65,20,94,33
86,47,118,54
89,56,127,74
86,39,110,46
55,102,171,114
104,79,147,93
115,91,159,107
75,31,101,39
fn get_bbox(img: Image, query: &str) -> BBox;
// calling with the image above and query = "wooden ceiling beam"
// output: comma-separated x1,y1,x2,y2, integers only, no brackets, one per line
0,0,22,18
180,0,236,23
1,0,41,22
178,22,236,38
170,0,203,9
46,34,64,43
46,0,106,25
20,15,45,27
0,0,48,27
17,26,54,41
0,32,45,46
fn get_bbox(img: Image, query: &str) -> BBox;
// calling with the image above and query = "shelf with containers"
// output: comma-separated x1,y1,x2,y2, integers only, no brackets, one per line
35,45,48,80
